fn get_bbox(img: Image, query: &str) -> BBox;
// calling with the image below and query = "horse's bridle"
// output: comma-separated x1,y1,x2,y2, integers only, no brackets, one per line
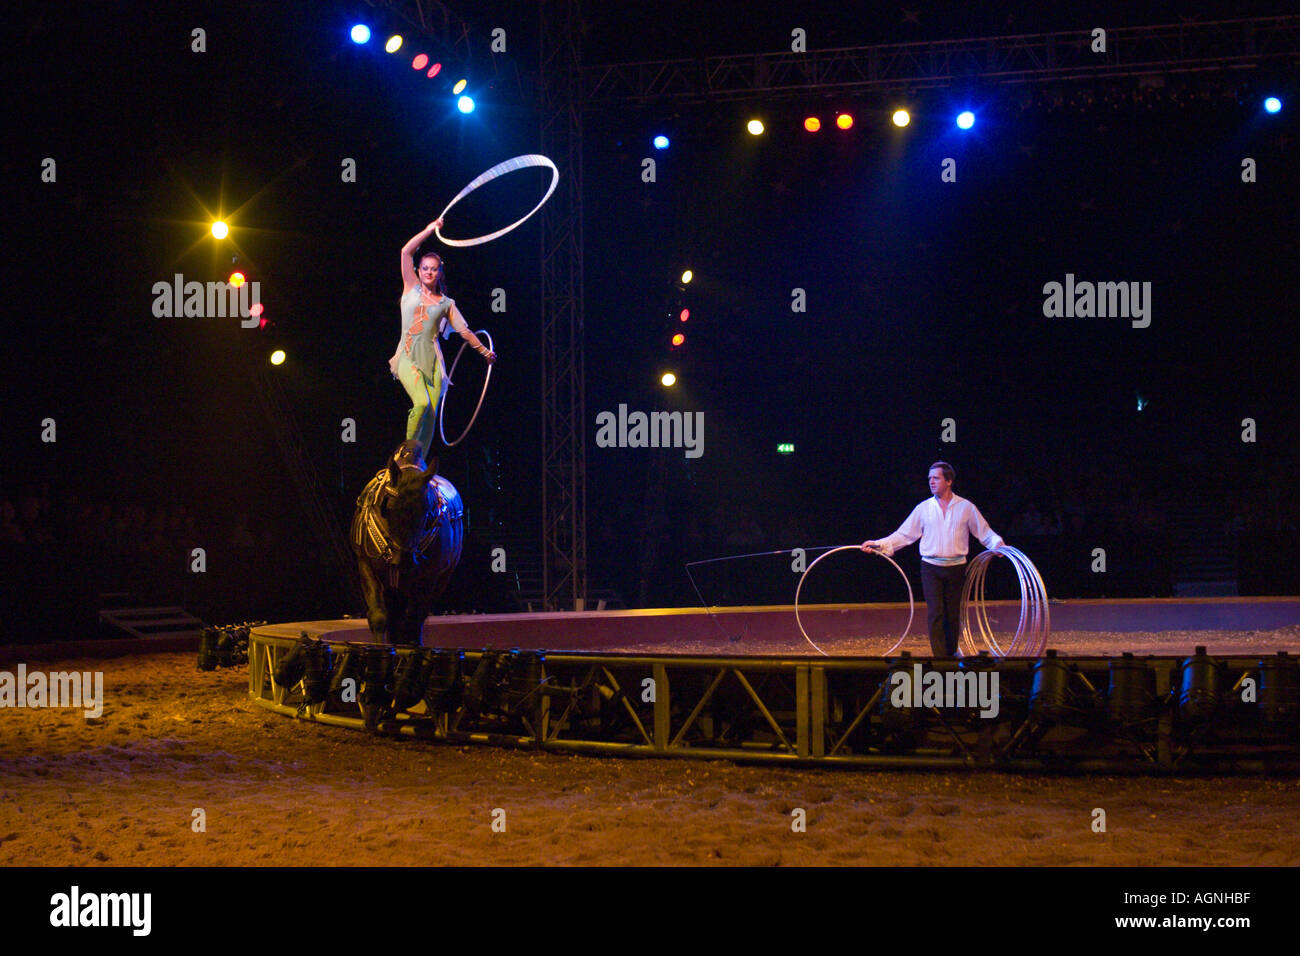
353,465,445,576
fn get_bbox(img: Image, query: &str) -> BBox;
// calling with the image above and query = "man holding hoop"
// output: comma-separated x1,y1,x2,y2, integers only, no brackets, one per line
862,462,1005,657
390,219,496,458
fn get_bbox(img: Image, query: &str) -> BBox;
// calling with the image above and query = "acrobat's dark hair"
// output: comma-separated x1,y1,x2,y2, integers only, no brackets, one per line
929,461,955,483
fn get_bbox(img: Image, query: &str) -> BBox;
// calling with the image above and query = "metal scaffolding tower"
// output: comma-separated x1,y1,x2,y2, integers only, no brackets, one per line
538,0,587,610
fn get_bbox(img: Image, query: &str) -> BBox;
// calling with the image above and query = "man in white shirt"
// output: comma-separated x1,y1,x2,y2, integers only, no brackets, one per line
862,461,1005,657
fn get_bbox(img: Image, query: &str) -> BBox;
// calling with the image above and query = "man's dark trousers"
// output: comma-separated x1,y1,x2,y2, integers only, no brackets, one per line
920,560,966,656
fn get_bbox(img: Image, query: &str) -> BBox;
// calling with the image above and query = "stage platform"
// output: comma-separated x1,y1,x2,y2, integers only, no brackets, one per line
247,598,1300,773
253,596,1300,657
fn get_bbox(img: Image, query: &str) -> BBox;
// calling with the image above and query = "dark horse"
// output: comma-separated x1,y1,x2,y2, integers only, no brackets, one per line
350,440,464,644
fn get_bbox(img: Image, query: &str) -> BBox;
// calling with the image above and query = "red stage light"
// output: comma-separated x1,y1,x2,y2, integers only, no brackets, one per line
412,54,429,70
427,62,442,78
679,309,689,322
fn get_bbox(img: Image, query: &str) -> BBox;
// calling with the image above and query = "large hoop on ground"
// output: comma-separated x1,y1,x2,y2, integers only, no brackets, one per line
438,330,494,447
794,545,915,657
959,545,1050,658
434,155,559,247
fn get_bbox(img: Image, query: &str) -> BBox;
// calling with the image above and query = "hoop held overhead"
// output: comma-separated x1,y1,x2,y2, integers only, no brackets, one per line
438,330,494,447
434,154,559,247
794,545,915,657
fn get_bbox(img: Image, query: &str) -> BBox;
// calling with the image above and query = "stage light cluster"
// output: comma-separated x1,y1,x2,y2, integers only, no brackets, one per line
349,22,471,115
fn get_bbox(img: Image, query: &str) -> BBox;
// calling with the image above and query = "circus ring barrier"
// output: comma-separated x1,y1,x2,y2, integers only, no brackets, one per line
248,605,1300,773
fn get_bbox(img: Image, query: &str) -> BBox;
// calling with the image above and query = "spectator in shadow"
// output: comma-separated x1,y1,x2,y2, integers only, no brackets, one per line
18,495,53,546
1,501,23,543
230,512,256,549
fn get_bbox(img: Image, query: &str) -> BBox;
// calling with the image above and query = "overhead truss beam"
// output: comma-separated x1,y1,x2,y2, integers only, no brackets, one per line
582,16,1300,105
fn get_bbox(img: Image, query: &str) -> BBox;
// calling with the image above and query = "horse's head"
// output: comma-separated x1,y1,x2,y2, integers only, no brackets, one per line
381,446,440,568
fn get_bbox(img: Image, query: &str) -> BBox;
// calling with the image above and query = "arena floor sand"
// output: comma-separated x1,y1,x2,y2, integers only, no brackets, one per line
2,635,1299,867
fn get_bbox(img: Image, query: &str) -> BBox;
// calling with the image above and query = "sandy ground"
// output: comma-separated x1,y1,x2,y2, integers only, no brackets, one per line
2,630,1299,867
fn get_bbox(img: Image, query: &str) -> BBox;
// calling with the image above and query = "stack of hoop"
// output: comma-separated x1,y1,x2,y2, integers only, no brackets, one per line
793,544,1051,658
959,545,1050,658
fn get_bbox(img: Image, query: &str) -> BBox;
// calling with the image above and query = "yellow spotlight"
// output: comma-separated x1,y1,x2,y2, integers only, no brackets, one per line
671,333,685,346
270,350,286,366
836,112,854,130
747,119,765,135
661,372,677,387
680,269,693,284
385,35,403,53
211,221,229,239
453,78,468,95
229,271,245,288
892,109,910,127
804,117,821,132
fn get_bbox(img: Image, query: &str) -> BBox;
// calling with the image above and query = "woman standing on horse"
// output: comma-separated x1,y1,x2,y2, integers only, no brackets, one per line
389,218,496,459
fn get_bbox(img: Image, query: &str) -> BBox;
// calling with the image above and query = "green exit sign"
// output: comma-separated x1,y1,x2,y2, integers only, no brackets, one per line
777,443,795,454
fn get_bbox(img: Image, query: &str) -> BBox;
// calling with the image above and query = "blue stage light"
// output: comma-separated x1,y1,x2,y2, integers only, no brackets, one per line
457,95,475,114
956,110,975,129
350,24,371,44
653,135,669,149
1264,96,1282,114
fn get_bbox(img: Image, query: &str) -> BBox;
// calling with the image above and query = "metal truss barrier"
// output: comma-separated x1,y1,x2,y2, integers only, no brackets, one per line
582,16,1300,105
248,630,1300,773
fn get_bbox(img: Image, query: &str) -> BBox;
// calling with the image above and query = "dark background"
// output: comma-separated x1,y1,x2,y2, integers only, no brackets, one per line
3,1,1297,640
